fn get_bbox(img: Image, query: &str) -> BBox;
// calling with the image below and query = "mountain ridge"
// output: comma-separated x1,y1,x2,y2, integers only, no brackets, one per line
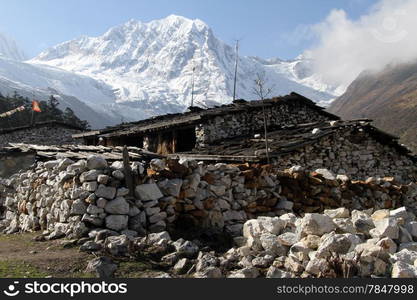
328,61,417,153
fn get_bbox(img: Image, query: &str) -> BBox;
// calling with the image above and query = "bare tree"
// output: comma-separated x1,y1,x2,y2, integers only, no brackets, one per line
252,72,274,164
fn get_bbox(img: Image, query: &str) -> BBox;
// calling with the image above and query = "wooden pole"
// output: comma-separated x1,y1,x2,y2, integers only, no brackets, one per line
262,104,270,164
233,40,239,101
122,145,135,197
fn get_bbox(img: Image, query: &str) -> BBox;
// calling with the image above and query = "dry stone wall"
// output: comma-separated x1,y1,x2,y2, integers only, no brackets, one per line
195,103,332,145
1,156,416,242
273,128,417,183
0,125,81,148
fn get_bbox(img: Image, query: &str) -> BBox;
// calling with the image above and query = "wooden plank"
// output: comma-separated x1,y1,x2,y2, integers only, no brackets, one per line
168,153,260,162
71,130,101,138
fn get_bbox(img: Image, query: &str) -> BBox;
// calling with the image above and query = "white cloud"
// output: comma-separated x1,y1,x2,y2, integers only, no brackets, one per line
307,0,417,89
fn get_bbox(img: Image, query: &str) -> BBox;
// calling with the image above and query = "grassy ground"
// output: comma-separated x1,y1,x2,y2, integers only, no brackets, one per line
0,233,169,278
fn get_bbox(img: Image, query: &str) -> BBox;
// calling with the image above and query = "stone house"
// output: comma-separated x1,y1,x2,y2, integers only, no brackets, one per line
0,121,84,177
72,92,416,182
0,121,83,149
73,92,339,154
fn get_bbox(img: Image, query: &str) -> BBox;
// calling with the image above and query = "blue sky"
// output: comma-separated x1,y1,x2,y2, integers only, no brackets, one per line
0,0,378,59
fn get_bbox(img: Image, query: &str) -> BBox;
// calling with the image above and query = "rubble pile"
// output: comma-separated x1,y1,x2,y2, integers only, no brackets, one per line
84,206,417,278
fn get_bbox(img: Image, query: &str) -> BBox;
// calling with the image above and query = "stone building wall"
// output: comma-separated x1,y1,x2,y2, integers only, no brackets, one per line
195,103,333,146
0,153,36,178
1,155,416,241
0,125,81,148
272,128,417,183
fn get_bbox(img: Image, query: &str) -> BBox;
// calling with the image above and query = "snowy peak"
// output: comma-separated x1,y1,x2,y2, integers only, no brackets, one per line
26,15,341,124
0,32,26,61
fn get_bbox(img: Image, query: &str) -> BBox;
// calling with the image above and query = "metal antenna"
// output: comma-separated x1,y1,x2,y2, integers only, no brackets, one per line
190,62,196,107
232,39,239,101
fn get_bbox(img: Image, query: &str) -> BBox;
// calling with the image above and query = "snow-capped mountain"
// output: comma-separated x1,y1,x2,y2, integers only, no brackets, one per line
31,15,339,110
0,15,343,129
0,56,121,128
0,32,26,61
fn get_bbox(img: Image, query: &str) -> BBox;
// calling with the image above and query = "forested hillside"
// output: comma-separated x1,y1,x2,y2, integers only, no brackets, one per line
0,92,89,130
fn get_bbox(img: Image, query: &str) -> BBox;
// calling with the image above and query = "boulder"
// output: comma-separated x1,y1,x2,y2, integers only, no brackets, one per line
135,184,163,201
315,234,352,258
391,261,417,278
373,217,399,239
70,199,87,216
173,258,191,275
314,168,336,180
266,266,293,278
324,208,350,219
87,155,108,170
391,249,417,265
105,235,130,256
159,179,183,197
80,170,102,182
105,215,128,231
112,170,125,180
95,185,117,200
104,197,129,215
86,257,117,278
299,213,336,236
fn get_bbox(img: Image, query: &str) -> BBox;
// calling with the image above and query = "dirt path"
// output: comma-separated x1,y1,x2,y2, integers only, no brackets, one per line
0,233,93,278
0,232,170,278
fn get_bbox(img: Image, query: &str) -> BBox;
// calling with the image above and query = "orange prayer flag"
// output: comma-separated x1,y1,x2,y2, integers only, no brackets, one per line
32,100,42,112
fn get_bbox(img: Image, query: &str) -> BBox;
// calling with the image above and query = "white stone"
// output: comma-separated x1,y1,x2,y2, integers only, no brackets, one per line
80,170,102,182
277,232,298,246
97,174,109,184
391,249,417,265
135,184,163,201
391,261,417,278
266,266,293,278
315,233,352,258
299,213,336,236
87,155,108,170
373,217,399,239
324,208,350,219
390,207,408,220
314,168,336,180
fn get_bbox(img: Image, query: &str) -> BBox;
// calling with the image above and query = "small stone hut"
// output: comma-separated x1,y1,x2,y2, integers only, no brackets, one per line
73,93,339,154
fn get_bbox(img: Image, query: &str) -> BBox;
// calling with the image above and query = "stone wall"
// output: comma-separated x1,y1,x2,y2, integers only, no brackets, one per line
1,155,416,241
0,125,81,148
272,128,417,183
195,102,332,146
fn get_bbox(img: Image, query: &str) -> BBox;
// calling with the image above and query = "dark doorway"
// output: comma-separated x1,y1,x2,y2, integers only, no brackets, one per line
176,127,196,152
123,135,144,148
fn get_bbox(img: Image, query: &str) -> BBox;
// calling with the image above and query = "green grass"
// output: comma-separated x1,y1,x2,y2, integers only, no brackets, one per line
0,260,49,278
115,260,158,278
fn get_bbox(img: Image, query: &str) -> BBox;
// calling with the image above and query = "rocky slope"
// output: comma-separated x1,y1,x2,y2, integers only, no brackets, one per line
328,61,417,153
